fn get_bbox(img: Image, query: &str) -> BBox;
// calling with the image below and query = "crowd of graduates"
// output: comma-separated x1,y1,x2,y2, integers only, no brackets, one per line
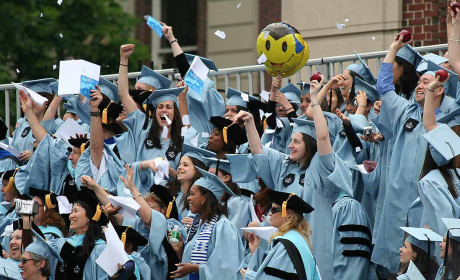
0,5,460,280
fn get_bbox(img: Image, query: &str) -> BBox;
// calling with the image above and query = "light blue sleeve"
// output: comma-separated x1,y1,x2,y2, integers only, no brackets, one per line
186,78,225,134
373,90,411,140
130,251,151,280
248,146,288,189
116,162,159,197
41,118,64,134
83,242,110,280
377,62,396,96
417,169,460,236
197,219,245,280
0,158,20,173
227,196,251,237
116,109,151,164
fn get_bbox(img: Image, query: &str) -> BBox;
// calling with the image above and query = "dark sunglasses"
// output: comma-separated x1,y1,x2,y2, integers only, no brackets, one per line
19,258,35,265
270,207,283,214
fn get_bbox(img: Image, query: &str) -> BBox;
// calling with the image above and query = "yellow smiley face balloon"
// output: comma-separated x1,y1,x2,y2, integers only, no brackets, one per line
257,23,309,78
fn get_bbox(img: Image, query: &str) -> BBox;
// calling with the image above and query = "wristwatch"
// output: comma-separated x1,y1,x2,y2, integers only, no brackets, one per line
90,110,101,117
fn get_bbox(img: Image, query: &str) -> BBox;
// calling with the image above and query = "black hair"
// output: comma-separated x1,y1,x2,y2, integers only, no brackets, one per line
217,168,242,204
197,185,227,222
395,56,418,100
146,103,183,150
75,202,105,259
442,238,460,280
347,70,364,101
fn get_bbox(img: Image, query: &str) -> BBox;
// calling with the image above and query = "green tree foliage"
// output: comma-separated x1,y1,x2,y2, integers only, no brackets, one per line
0,0,150,130
0,0,149,84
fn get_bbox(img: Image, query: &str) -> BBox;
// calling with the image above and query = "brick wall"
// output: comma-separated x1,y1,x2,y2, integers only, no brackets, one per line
135,0,152,50
197,0,207,56
259,0,281,31
402,0,448,47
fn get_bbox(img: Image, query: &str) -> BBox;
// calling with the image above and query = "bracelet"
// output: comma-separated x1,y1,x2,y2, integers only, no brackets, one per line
120,63,128,67
311,103,319,107
133,193,142,199
359,104,366,107
427,88,434,92
449,39,460,42
170,39,178,45
90,110,101,117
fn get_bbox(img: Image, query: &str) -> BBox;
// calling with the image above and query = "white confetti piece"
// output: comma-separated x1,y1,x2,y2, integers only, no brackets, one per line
40,12,43,17
57,0,63,5
201,132,209,138
237,2,241,8
241,93,249,102
214,30,226,39
336,23,346,30
263,31,270,39
163,114,172,125
344,18,349,22
257,53,267,64
16,69,20,74
59,33,63,38
53,64,57,70
372,37,376,40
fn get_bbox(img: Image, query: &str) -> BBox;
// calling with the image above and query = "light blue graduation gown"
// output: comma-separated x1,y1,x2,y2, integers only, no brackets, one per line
260,117,292,154
371,64,455,273
418,169,460,236
0,258,22,280
179,215,244,280
11,118,35,154
115,109,181,169
0,158,20,174
75,144,125,195
38,225,64,239
49,235,108,280
332,195,378,280
128,251,150,280
0,210,19,253
139,209,187,280
242,230,320,280
226,195,251,238
14,135,69,195
248,146,352,280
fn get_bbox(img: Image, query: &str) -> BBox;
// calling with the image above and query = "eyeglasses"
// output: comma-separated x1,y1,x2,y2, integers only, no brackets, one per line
19,258,35,265
270,207,283,214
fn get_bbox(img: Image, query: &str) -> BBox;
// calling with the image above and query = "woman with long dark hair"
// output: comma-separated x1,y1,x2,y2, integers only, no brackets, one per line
240,191,319,279
435,218,460,280
395,227,440,280
169,168,244,279
233,82,352,279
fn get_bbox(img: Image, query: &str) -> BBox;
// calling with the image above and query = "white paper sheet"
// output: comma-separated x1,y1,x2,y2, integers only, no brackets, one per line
0,142,21,157
260,90,270,102
184,56,209,95
214,30,226,39
241,226,277,240
153,157,170,184
404,260,426,280
56,196,72,214
182,115,190,126
108,195,141,219
241,93,249,102
257,53,267,64
96,223,129,277
237,2,241,8
1,224,13,237
163,114,172,125
249,195,259,223
54,118,89,145
58,59,100,97
12,82,48,106
357,164,369,174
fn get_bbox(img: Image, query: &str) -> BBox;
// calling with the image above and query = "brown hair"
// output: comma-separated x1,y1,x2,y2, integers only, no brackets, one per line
42,208,68,237
196,186,226,222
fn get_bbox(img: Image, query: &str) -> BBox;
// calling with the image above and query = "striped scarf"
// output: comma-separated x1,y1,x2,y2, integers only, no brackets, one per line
188,215,218,265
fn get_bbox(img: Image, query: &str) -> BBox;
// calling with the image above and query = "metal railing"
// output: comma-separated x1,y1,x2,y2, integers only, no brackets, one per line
0,43,448,136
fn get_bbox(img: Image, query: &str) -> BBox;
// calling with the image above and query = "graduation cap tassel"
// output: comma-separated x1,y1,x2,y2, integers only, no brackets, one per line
45,193,56,209
263,118,268,132
282,200,287,218
166,197,176,219
223,126,229,144
215,159,221,176
92,205,102,221
6,168,19,192
121,229,128,247
329,89,333,112
81,143,86,154
102,108,108,124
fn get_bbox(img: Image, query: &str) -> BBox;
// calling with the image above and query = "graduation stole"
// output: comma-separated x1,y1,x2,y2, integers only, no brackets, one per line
188,215,218,265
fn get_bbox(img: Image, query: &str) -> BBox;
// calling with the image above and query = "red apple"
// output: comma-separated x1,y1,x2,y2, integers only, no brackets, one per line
452,2,460,16
310,72,322,83
435,69,448,82
398,30,412,43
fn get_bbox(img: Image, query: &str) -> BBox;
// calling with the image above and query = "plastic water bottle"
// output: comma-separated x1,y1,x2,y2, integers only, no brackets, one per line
169,225,180,245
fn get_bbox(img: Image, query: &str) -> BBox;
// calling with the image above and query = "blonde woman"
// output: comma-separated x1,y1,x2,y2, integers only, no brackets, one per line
240,190,321,280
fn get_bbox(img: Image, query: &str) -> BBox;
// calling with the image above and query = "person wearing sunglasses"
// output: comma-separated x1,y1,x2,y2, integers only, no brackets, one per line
240,190,320,280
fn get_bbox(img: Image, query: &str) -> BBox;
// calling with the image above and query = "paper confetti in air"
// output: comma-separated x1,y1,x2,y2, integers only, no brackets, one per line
59,33,63,38
53,64,57,70
257,53,267,64
237,2,241,8
16,69,20,73
344,18,349,22
214,30,226,39
263,31,270,39
40,13,43,17
337,23,346,30
57,0,63,5
372,37,376,40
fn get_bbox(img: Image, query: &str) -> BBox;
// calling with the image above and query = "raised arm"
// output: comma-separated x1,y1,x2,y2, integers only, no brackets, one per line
161,23,184,58
305,74,338,119
423,75,449,132
42,95,62,121
448,5,460,74
18,90,47,143
120,164,153,228
310,81,333,155
119,44,139,114
233,111,262,154
89,86,104,169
